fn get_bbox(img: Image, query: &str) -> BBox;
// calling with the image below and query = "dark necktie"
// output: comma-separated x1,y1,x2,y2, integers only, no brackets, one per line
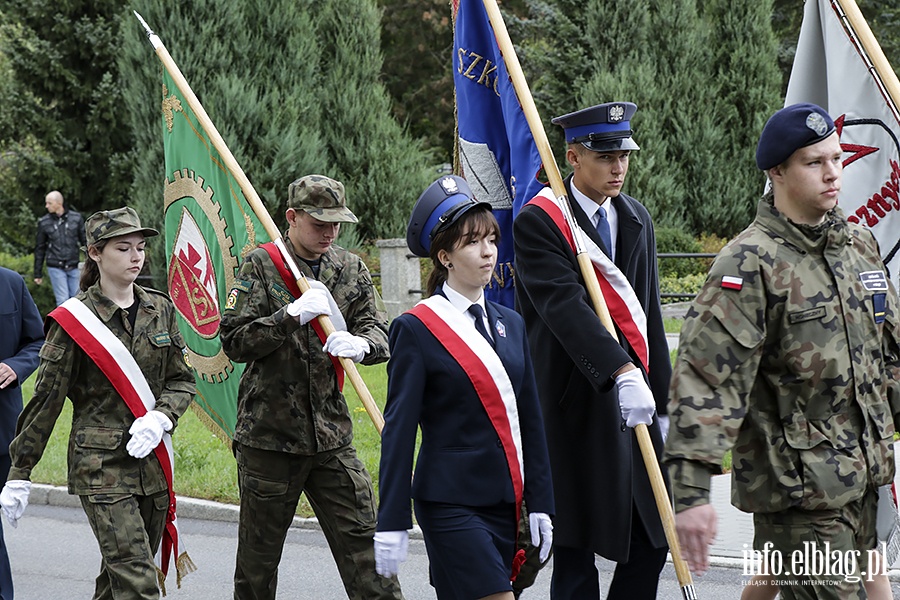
596,205,612,256
467,304,494,347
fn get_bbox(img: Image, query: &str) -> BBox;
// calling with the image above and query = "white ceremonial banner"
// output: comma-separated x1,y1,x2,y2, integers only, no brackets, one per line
786,0,900,287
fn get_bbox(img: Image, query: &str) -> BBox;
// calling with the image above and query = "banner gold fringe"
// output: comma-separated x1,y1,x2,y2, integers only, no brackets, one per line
176,551,198,587
190,402,233,448
155,551,198,596
157,567,167,597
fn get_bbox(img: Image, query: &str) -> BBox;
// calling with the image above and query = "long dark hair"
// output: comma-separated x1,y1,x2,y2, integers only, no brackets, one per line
79,239,109,291
425,206,501,297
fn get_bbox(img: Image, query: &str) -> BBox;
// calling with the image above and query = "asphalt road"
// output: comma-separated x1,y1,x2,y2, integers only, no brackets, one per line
6,502,770,599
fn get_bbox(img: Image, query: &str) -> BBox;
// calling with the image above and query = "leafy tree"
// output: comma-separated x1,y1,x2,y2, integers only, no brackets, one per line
119,0,434,280
0,0,133,228
380,0,455,160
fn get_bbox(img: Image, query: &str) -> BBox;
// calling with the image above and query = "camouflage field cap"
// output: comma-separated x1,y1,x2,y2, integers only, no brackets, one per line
85,207,159,246
287,175,358,223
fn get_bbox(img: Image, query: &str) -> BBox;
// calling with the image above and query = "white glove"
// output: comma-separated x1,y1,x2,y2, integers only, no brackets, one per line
615,368,656,428
658,415,670,443
324,331,369,363
529,511,553,563
374,530,409,578
286,288,332,325
0,480,32,528
126,410,173,459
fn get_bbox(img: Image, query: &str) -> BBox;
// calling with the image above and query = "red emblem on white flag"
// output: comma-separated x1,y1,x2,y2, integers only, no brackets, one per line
168,207,220,337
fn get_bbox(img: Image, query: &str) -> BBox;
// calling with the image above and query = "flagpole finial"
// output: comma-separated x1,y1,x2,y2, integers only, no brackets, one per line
133,11,163,51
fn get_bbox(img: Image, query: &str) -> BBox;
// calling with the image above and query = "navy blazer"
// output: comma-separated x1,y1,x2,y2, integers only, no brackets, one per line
377,298,554,532
0,267,44,456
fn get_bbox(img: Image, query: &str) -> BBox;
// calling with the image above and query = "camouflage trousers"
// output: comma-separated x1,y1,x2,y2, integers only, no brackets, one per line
751,491,877,600
233,442,403,600
79,489,169,600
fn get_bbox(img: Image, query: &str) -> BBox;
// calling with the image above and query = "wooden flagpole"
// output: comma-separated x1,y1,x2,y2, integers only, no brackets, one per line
834,0,900,117
478,0,696,596
134,12,385,434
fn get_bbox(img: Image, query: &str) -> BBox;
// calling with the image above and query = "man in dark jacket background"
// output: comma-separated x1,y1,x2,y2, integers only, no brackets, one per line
33,190,85,306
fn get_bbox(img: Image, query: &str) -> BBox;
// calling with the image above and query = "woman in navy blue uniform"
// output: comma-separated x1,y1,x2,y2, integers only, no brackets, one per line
374,176,554,599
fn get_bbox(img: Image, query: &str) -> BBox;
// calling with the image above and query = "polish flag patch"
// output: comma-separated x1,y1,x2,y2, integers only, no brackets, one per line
721,275,743,290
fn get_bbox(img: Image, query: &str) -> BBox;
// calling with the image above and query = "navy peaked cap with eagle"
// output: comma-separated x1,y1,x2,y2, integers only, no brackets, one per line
552,102,640,152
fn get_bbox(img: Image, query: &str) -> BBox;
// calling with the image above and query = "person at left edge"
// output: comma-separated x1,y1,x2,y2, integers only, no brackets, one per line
1,207,196,599
0,266,44,600
220,175,403,600
375,175,554,599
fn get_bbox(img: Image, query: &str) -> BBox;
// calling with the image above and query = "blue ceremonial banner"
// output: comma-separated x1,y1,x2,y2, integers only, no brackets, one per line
453,0,546,308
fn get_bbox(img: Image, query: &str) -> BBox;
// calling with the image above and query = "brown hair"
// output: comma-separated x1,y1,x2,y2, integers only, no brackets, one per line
425,206,501,297
79,239,109,291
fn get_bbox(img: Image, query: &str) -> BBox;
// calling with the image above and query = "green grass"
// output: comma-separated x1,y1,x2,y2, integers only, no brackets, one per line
663,317,684,334
20,363,393,518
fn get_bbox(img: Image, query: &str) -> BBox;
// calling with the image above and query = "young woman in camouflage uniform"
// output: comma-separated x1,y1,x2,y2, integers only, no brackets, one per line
0,207,195,600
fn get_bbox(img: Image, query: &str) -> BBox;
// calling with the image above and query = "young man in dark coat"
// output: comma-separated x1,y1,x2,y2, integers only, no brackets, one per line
513,102,671,599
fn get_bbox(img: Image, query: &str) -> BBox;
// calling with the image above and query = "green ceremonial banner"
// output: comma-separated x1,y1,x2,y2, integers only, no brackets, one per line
161,69,270,441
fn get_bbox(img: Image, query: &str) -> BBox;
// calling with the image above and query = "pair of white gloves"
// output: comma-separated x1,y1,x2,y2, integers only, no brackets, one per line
374,512,554,578
286,287,369,363
0,410,173,528
615,368,669,441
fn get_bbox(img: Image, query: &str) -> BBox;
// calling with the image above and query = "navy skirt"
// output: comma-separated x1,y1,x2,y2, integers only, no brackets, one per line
414,499,517,599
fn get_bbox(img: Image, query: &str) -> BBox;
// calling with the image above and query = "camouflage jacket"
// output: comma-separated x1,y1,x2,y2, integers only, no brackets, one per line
8,284,195,496
665,196,900,514
220,234,389,455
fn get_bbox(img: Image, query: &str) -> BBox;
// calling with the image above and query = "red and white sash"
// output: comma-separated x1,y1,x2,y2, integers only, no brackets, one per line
528,189,650,372
49,297,190,589
260,242,345,391
408,296,524,502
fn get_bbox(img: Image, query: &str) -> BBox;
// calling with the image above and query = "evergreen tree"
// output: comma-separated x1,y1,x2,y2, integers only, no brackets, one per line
515,0,781,237
695,0,781,235
575,0,712,231
119,0,434,279
0,0,133,223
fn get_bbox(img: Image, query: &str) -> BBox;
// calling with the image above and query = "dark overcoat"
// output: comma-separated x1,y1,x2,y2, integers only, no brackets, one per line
0,267,43,456
512,176,671,561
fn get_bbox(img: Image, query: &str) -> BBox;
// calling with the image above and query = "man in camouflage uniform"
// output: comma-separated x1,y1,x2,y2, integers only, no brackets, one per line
220,175,402,600
665,104,900,599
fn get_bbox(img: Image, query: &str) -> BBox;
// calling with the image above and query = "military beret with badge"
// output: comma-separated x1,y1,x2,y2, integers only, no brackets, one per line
756,103,836,170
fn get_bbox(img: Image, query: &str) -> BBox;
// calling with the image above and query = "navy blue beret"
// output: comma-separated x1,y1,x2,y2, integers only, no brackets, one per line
552,102,640,152
756,103,836,170
406,175,491,258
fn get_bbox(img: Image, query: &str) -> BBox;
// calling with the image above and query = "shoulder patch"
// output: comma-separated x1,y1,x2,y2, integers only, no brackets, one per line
268,282,295,306
859,270,888,291
233,279,253,294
